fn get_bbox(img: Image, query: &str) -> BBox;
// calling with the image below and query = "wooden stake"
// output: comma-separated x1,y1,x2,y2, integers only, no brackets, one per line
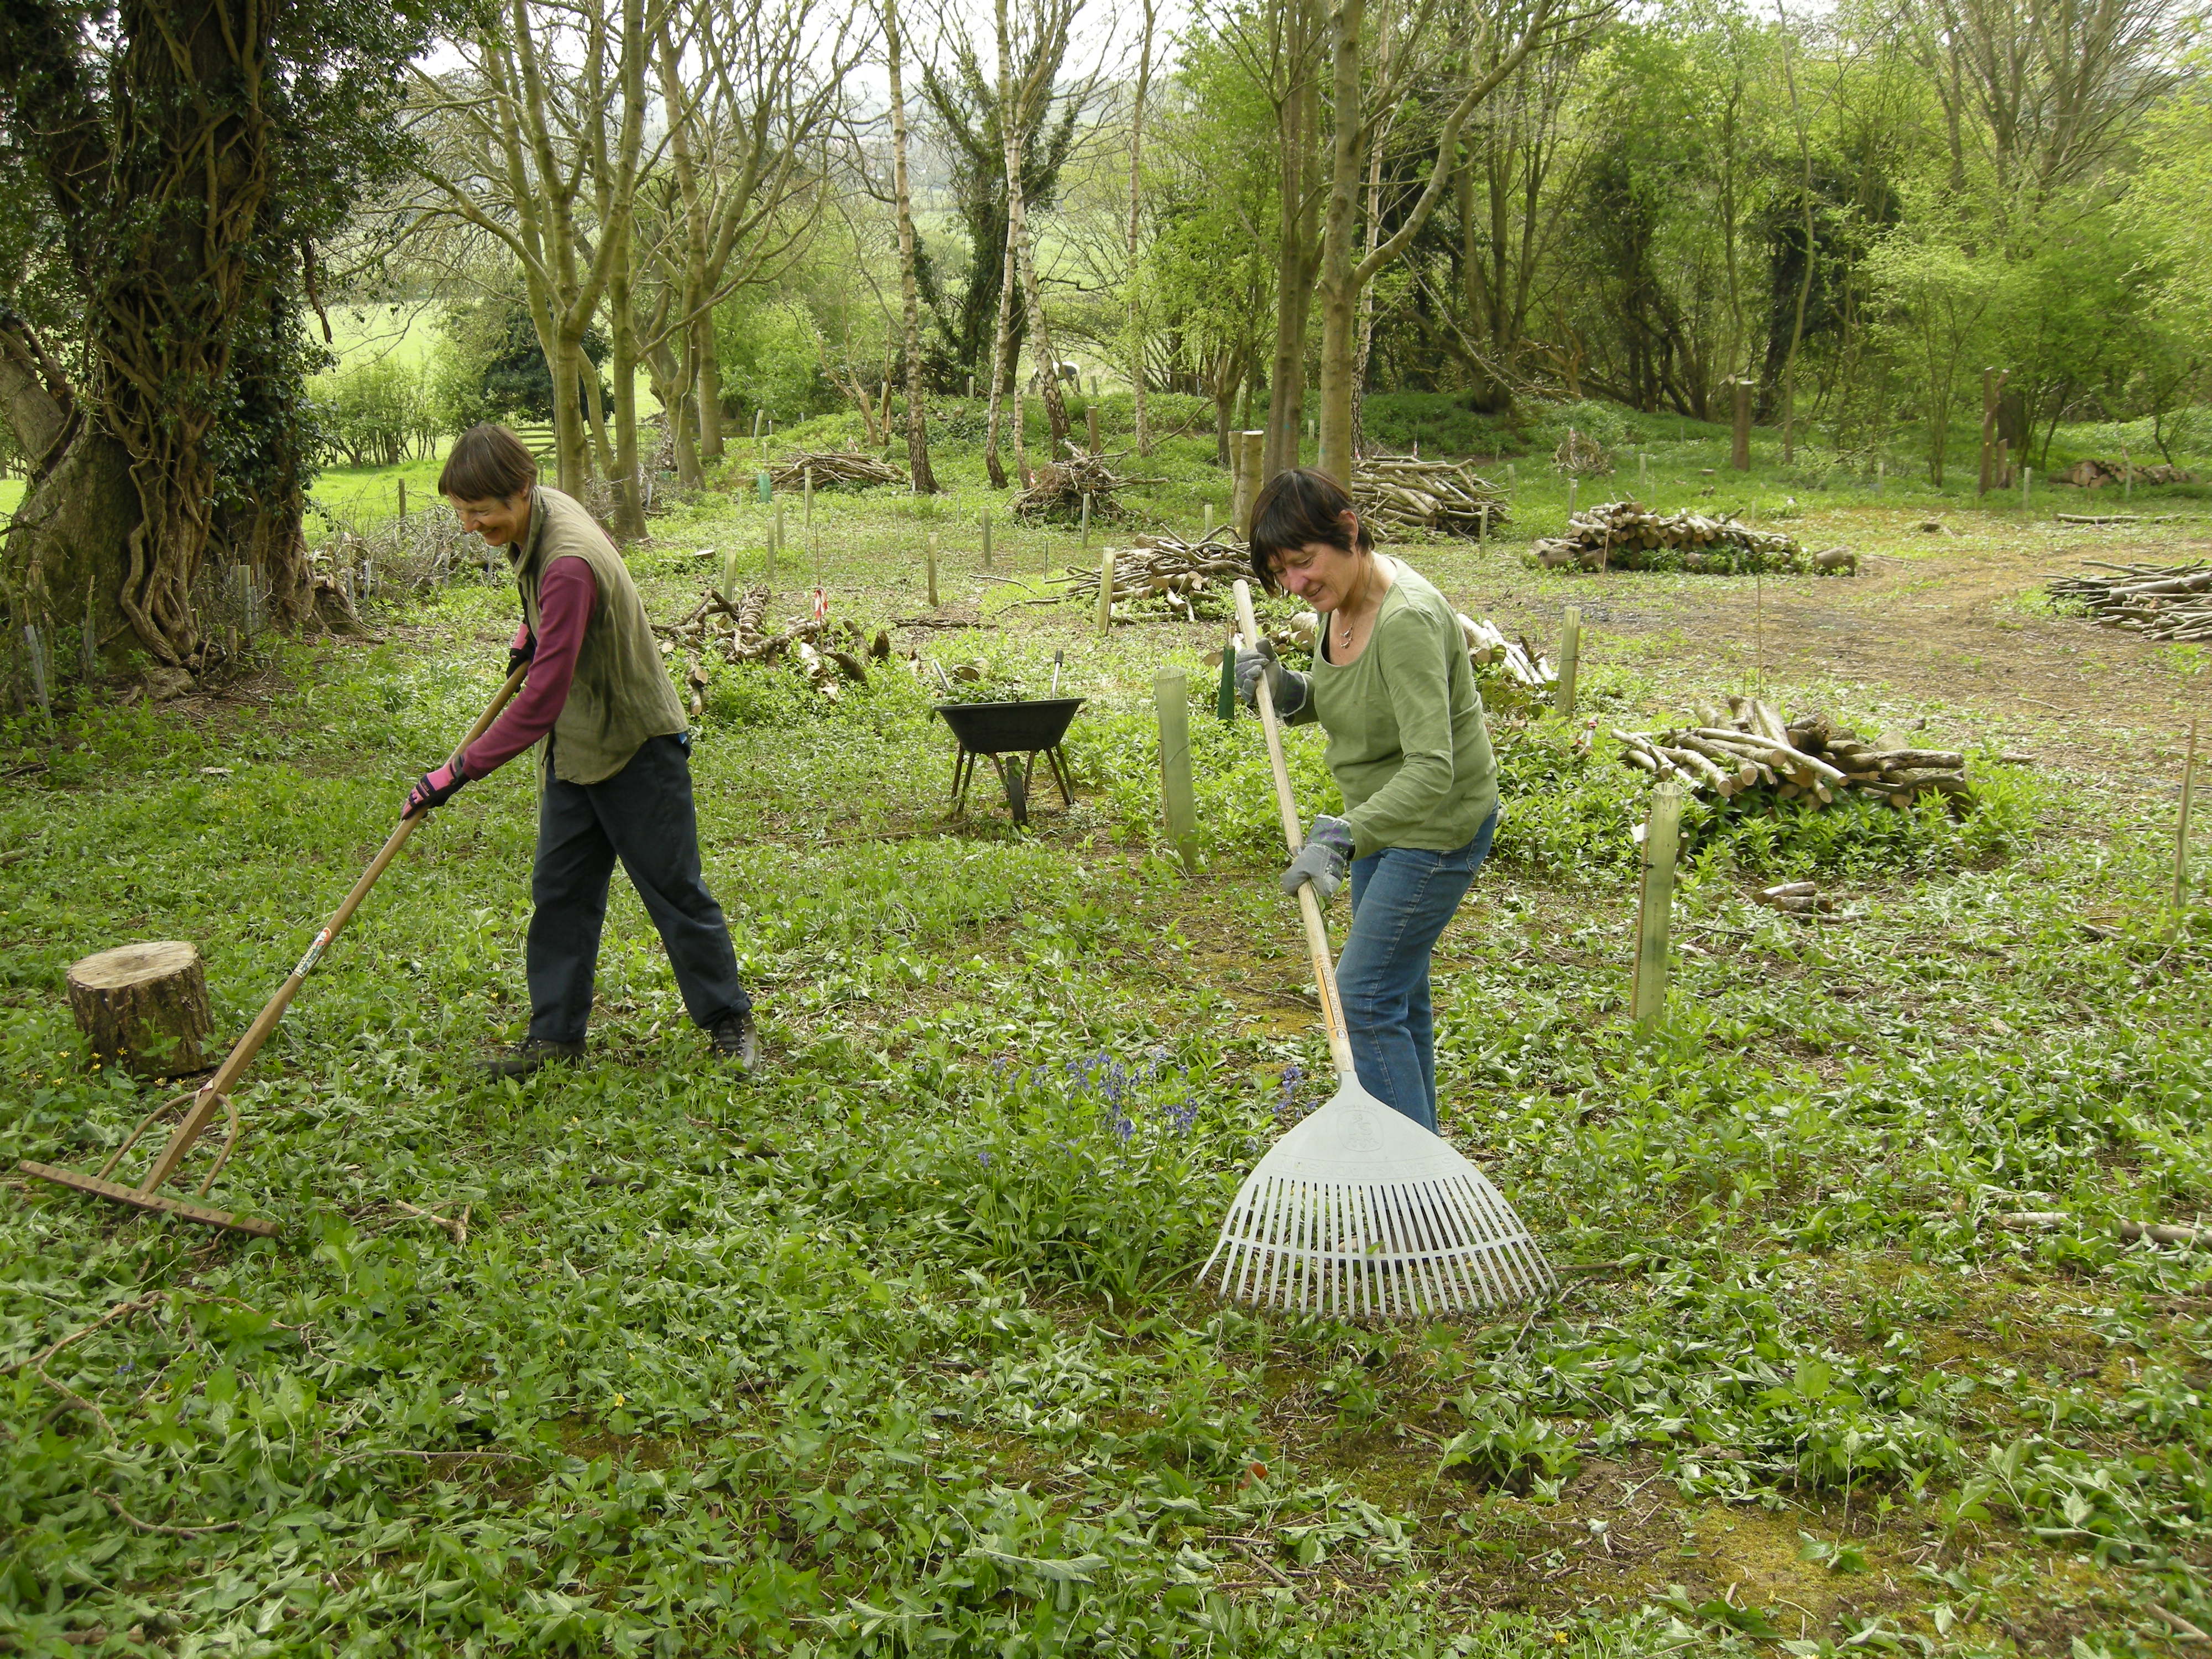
1087,404,1100,453
1567,477,1578,520
1631,782,1686,1027
2179,718,2200,914
1155,668,1199,873
1096,546,1115,633
1755,567,1765,687
1202,500,1213,539
2022,465,2032,507
1555,606,1582,717
770,504,783,581
1080,493,1092,547
1478,503,1489,541
397,479,406,520
804,467,813,538
926,532,939,608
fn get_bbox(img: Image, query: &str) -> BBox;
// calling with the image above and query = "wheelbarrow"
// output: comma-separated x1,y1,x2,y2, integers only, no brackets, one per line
935,697,1084,825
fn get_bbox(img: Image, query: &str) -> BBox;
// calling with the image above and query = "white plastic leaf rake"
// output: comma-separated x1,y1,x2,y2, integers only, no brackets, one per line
1202,581,1554,1318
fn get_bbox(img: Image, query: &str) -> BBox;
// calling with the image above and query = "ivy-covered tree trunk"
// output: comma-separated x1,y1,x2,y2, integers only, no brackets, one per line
100,0,273,666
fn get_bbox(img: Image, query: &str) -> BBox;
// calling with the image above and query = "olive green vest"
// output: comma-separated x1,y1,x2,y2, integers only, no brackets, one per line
508,487,686,785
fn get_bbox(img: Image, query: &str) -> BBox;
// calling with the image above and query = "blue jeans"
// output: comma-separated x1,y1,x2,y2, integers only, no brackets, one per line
1337,810,1498,1134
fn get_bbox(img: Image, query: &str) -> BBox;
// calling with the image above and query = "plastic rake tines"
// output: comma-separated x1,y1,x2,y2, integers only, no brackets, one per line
1202,1082,1555,1316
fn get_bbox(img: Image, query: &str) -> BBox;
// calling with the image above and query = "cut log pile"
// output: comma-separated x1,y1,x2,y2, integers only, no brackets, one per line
1611,697,1979,812
768,451,907,491
652,584,891,706
1351,456,1511,538
2053,458,2197,489
1012,448,1153,524
2047,561,2212,642
1531,500,1850,576
1063,529,1248,622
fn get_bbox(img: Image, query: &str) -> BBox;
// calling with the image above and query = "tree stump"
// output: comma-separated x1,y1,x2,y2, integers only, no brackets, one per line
65,942,213,1077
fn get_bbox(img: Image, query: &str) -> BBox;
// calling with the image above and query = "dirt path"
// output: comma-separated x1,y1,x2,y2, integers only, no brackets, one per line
1418,519,2211,786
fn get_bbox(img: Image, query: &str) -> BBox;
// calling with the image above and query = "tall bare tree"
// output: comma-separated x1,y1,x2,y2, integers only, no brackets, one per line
996,0,1079,457
1312,0,1589,483
409,0,667,502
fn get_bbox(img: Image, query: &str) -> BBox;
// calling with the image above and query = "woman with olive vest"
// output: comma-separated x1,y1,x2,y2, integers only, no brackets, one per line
403,425,757,1076
1235,467,1498,1135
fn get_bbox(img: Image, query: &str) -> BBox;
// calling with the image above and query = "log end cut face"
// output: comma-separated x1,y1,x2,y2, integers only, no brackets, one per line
68,941,204,989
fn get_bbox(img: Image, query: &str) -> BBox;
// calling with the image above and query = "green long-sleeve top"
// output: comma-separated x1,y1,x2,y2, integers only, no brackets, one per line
1286,560,1499,856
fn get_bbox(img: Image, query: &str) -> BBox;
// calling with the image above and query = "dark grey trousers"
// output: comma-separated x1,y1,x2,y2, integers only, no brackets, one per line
528,733,749,1044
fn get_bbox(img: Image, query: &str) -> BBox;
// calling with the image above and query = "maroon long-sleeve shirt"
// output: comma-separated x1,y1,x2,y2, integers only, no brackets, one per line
463,556,598,776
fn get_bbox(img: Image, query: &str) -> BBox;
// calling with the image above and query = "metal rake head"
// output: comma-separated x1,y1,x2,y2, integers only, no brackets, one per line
1203,1077,1554,1318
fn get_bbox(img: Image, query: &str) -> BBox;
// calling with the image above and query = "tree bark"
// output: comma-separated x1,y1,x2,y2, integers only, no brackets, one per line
884,0,938,493
983,183,1020,487
1124,0,1158,456
1264,0,1325,481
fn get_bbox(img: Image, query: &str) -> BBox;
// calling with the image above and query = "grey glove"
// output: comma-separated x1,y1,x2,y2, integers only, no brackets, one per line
1281,814,1355,902
1234,638,1309,717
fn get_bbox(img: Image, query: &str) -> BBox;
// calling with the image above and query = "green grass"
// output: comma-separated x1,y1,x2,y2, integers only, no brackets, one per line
4,446,2212,1655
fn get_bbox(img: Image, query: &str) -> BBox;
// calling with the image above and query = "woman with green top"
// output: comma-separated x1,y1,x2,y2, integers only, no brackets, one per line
1234,467,1499,1135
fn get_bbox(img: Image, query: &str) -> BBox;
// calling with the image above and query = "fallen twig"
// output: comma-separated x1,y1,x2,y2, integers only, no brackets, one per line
394,1199,469,1246
106,1491,244,1536
2152,1604,2211,1644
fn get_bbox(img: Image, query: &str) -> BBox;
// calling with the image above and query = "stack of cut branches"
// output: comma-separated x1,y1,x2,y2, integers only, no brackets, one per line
1284,608,1552,688
1611,697,1978,812
1063,529,1248,622
652,584,890,706
767,451,907,492
1012,447,1154,524
1553,430,1611,476
2047,561,2212,641
1532,500,1850,576
1457,613,1553,688
1351,456,1511,538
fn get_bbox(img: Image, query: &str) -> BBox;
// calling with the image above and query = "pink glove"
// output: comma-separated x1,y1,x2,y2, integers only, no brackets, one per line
403,759,469,820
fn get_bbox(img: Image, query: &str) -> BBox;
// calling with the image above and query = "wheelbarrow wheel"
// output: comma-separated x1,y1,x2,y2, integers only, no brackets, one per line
1003,763,1029,826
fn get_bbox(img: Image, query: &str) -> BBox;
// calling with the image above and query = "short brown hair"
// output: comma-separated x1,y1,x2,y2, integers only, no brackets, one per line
1249,467,1372,591
439,425,538,502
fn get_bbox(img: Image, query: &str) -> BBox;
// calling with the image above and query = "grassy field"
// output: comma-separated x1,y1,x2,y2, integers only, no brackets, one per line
3,421,2211,1656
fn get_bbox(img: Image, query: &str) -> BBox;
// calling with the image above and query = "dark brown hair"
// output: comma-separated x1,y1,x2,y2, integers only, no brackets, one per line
439,425,539,502
1248,466,1372,591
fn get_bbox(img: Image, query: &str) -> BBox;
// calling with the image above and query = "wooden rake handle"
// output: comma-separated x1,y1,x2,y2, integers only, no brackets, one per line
1232,580,1357,1081
140,665,530,1194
